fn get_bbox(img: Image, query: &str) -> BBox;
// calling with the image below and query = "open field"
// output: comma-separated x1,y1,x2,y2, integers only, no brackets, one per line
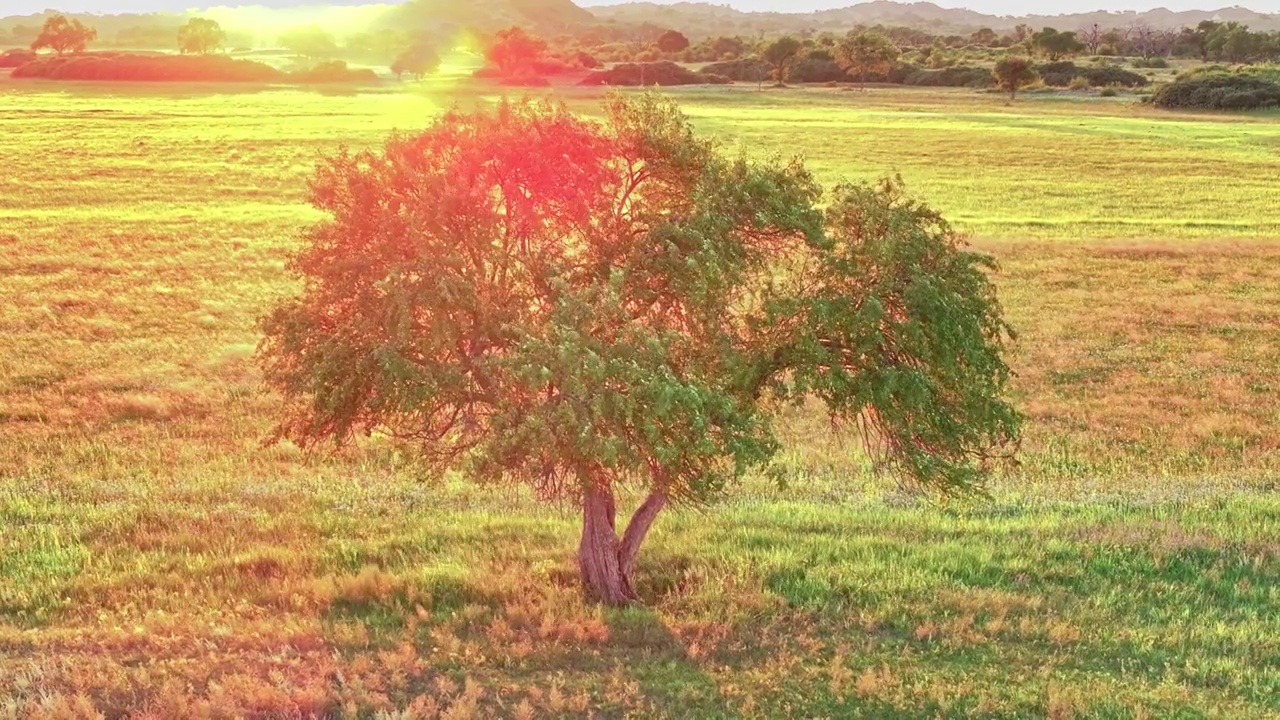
2,81,1278,717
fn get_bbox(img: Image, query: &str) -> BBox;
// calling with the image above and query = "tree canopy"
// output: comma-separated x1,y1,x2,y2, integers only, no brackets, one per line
486,26,547,77
391,44,440,80
836,30,901,86
656,30,690,54
1031,27,1085,61
31,15,97,55
177,18,226,56
258,95,1020,605
993,55,1038,100
761,35,803,85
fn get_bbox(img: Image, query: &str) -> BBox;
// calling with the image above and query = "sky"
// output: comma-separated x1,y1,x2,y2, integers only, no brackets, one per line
3,0,1278,17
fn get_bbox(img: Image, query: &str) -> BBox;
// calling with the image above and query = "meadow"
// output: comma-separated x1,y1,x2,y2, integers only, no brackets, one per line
1,78,1278,718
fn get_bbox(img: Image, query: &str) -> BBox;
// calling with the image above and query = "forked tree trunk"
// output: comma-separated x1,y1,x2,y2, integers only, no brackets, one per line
578,485,667,606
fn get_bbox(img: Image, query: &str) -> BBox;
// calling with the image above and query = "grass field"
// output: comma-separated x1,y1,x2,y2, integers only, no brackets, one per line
1,80,1278,718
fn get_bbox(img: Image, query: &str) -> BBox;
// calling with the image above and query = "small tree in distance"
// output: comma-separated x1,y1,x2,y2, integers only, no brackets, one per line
486,26,547,78
178,18,226,56
392,45,440,80
258,96,1021,605
993,55,1038,100
656,29,690,54
31,14,97,55
836,29,900,89
761,35,803,86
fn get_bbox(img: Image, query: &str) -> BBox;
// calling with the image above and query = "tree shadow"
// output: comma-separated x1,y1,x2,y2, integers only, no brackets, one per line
601,605,739,719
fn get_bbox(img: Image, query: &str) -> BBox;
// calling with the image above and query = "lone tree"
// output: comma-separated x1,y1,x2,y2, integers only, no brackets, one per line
31,14,97,55
258,96,1020,605
392,45,440,80
835,30,900,88
1031,27,1085,61
993,55,1038,100
656,29,690,55
761,35,803,86
178,18,226,56
486,26,547,78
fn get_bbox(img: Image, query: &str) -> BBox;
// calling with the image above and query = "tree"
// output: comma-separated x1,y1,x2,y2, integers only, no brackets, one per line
280,25,338,61
970,27,999,47
177,18,226,56
486,26,547,77
656,29,689,54
761,35,802,85
391,45,440,80
257,96,1021,606
1031,27,1084,61
993,55,1038,100
835,30,901,88
1079,23,1105,55
30,15,97,55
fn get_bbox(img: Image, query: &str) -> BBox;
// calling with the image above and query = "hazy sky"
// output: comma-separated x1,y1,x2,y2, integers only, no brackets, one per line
3,0,1278,17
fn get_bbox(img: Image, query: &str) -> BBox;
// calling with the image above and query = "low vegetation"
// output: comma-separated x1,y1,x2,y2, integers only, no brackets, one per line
580,61,728,86
10,53,378,84
1,83,1277,715
1152,67,1280,110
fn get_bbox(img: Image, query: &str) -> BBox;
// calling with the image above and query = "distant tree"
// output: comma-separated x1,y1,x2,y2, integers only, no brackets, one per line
835,29,901,88
258,96,1021,606
577,51,602,69
656,29,689,54
993,55,1038,100
1031,28,1085,61
177,18,226,56
392,45,440,80
280,25,339,61
1206,22,1262,63
761,35,802,85
486,26,547,77
1079,23,1105,55
970,27,999,47
31,15,97,55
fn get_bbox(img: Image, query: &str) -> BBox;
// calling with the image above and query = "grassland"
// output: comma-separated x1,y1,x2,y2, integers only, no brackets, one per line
1,79,1278,718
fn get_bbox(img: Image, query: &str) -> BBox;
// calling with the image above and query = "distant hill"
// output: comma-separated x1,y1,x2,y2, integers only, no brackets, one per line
588,1,1280,35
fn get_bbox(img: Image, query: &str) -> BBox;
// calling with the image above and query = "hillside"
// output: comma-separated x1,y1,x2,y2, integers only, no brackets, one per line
587,1,1280,35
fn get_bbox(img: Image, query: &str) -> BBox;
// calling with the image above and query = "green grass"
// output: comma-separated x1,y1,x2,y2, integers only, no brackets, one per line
1,79,1278,717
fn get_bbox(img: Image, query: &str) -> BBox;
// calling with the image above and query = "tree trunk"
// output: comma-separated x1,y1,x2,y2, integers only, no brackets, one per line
577,485,666,606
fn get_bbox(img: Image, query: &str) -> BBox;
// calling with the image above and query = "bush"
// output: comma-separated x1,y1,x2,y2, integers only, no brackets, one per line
1082,65,1147,88
288,60,378,84
1151,71,1280,110
579,61,729,86
903,64,994,88
12,53,285,82
0,49,36,68
1099,87,1119,97
1068,76,1090,90
1034,61,1147,88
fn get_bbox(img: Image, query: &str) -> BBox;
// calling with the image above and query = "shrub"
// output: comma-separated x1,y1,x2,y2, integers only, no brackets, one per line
576,51,601,69
1033,61,1146,88
579,61,729,86
1068,76,1090,90
1099,87,1119,97
1151,72,1280,110
1036,61,1079,86
1082,65,1147,88
903,64,995,88
0,49,36,68
288,60,378,84
10,53,380,84
12,53,284,82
